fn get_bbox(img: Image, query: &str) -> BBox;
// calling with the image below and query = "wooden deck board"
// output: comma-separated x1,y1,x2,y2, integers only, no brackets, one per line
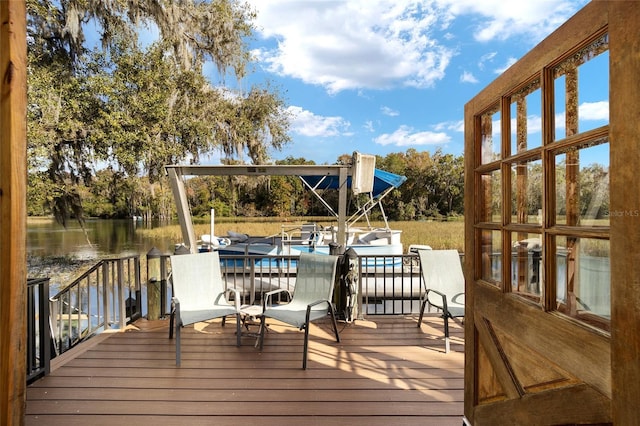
27,388,464,402
26,314,464,425
24,415,464,426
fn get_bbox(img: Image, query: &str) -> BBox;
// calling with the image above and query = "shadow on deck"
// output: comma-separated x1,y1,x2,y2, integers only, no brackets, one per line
26,314,464,426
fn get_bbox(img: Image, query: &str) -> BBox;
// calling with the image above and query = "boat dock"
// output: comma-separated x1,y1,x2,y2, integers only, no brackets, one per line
26,314,464,425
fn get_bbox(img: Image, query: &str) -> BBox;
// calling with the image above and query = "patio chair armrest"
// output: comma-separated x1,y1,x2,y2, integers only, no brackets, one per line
212,289,241,311
305,298,332,327
225,287,242,311
168,273,174,305
171,297,181,323
263,288,292,310
307,298,330,309
426,288,449,314
171,296,180,307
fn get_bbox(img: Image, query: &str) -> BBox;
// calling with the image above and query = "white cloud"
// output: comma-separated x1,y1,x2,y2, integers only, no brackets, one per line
507,100,607,137
247,1,586,96
286,106,351,137
248,1,454,94
363,121,375,132
579,101,609,121
381,106,399,117
374,125,451,147
434,120,464,133
478,52,497,70
554,101,609,128
436,0,587,43
460,71,478,83
510,115,542,134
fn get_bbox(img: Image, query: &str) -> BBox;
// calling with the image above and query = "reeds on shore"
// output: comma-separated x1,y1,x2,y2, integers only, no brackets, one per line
138,218,465,253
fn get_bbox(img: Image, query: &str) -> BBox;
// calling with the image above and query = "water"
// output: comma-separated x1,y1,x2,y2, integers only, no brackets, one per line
27,218,175,259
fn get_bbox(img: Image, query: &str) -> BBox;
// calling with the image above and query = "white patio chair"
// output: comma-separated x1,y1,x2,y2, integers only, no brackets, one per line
169,251,241,366
417,249,465,353
259,252,340,369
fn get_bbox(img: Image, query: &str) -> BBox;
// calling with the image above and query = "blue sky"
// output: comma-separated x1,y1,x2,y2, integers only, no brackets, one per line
199,0,607,165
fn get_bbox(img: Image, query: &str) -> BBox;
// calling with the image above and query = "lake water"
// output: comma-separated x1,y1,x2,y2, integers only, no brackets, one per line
27,218,176,259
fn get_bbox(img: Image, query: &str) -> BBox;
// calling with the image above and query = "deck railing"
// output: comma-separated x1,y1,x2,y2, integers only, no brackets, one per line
26,278,51,384
28,251,443,384
48,255,142,355
217,252,425,318
358,253,424,315
155,252,427,318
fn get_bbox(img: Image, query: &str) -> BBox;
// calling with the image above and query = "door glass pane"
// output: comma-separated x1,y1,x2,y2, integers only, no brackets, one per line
481,106,501,164
577,49,609,134
553,33,609,140
481,230,502,285
556,236,610,331
511,159,542,224
511,233,542,301
510,81,541,154
555,141,610,226
554,73,566,140
480,170,501,223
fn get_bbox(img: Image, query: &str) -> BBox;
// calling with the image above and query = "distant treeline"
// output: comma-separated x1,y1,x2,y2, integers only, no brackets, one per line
27,149,465,222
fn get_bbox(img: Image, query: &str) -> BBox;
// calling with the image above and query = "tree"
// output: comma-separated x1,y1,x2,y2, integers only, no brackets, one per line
274,156,317,216
377,149,465,220
26,0,255,75
26,171,50,216
400,149,435,219
431,151,464,216
216,86,291,165
27,0,290,222
27,43,101,226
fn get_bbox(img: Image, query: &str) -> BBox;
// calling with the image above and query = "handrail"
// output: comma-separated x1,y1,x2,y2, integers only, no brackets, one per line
26,278,51,384
280,223,321,248
49,255,142,356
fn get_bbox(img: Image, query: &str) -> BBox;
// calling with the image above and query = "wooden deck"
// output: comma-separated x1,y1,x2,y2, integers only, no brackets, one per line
26,314,464,425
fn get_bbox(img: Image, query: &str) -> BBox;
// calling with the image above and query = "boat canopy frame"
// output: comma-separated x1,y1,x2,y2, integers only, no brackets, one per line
166,164,350,254
298,168,406,230
165,160,406,254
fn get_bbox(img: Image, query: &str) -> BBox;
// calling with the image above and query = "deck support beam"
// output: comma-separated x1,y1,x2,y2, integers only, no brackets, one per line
0,1,28,424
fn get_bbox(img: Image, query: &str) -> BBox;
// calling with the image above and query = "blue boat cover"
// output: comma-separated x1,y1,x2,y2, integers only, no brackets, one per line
301,169,406,198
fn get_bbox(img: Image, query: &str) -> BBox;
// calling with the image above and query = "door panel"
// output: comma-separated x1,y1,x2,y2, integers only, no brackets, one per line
463,2,625,424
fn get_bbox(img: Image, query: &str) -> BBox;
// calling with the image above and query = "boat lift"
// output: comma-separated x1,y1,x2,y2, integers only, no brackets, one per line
165,152,390,254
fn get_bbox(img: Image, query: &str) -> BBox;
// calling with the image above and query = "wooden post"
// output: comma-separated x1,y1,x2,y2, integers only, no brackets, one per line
609,2,640,423
0,1,28,424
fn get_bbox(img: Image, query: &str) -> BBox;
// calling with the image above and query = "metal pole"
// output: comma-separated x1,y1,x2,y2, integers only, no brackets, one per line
337,166,348,253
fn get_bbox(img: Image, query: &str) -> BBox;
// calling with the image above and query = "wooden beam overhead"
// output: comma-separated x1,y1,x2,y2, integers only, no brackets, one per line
164,164,349,177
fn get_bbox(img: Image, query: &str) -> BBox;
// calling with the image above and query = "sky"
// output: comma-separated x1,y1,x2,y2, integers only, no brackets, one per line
200,0,607,166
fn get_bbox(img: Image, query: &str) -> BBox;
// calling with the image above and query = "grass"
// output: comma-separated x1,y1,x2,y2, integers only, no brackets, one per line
138,218,465,253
